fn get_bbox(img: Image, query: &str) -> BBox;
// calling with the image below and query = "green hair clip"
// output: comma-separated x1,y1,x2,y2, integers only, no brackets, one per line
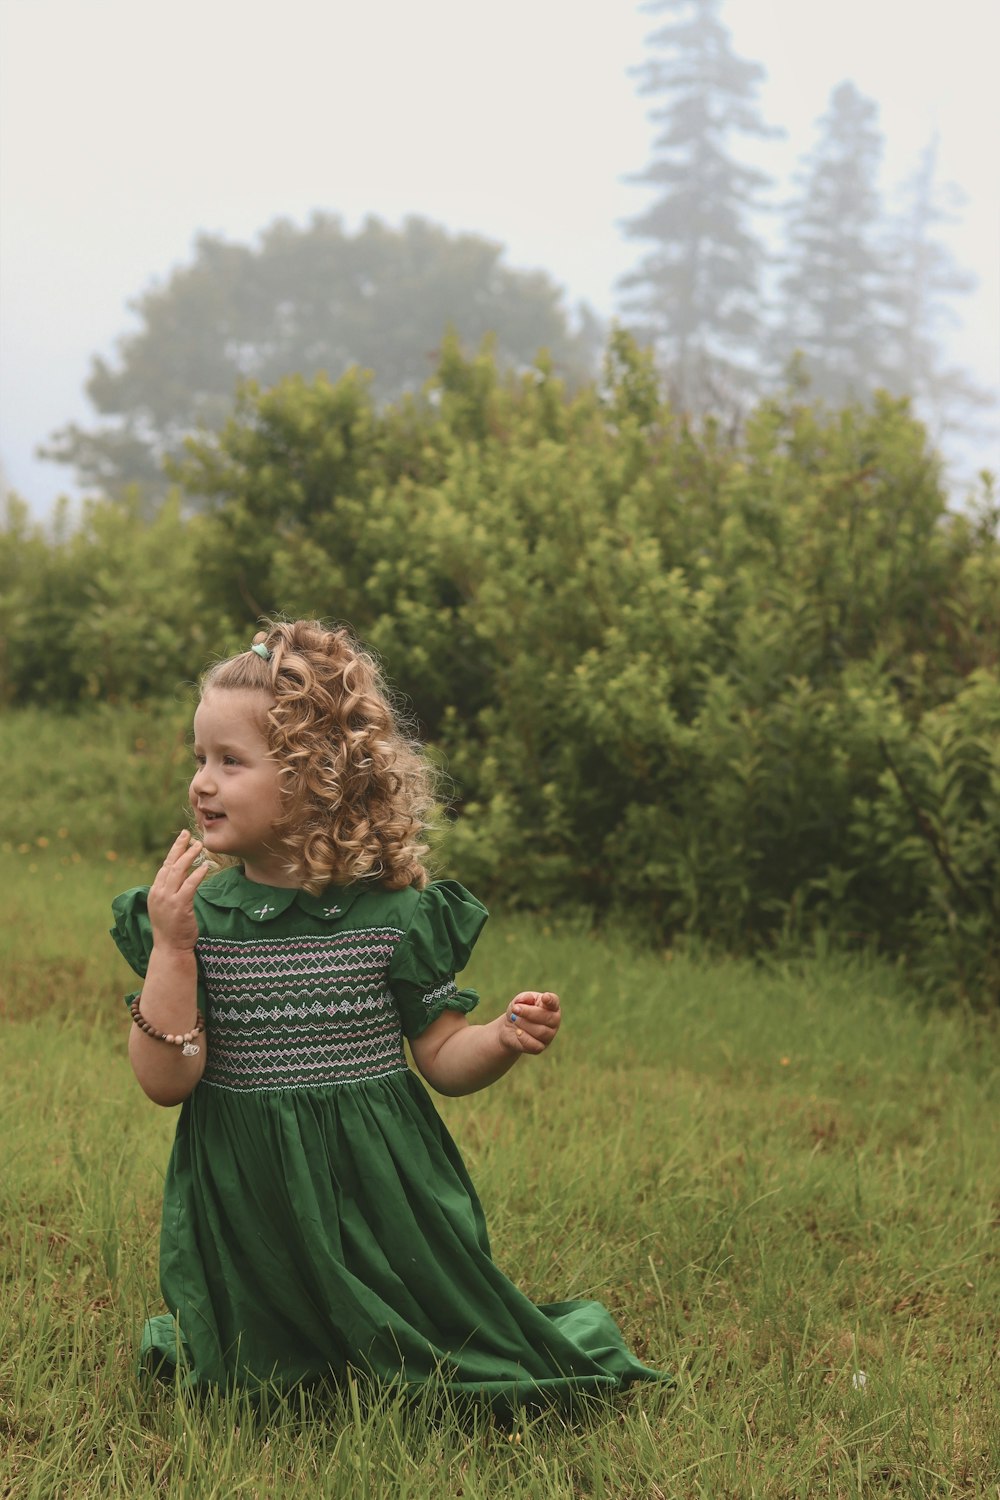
250,642,272,660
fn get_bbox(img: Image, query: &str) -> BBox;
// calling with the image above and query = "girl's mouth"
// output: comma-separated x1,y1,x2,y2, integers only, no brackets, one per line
201,811,225,824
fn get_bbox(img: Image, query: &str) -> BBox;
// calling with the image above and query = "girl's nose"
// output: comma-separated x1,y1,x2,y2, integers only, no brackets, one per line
190,764,215,796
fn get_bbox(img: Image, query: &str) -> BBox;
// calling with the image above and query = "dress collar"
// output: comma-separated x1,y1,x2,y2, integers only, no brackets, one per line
196,866,363,923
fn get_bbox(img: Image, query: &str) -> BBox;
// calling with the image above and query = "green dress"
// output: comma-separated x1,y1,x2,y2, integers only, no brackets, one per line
111,870,664,1409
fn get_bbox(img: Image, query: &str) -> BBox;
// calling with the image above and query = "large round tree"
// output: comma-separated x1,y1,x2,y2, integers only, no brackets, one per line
44,214,602,499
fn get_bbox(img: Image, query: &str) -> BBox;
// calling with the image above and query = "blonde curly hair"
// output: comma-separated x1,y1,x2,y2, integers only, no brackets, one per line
199,620,434,893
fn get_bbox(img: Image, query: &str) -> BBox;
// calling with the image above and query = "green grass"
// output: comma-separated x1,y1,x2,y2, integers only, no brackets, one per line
1,849,998,1497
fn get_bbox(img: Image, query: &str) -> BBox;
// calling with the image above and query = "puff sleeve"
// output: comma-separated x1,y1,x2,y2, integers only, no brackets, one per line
110,885,210,1014
388,880,489,1040
110,886,155,1007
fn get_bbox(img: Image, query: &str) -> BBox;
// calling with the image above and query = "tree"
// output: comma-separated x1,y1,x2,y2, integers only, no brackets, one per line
43,214,603,499
773,82,899,404
618,0,778,414
887,137,992,442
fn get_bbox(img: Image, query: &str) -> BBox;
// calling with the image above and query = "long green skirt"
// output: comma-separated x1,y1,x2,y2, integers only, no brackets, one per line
141,1069,666,1412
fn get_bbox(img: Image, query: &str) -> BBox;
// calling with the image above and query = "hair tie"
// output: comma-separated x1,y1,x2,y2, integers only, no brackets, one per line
250,642,272,660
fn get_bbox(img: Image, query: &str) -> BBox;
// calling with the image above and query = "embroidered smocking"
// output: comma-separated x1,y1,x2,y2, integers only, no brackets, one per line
198,929,409,1091
420,979,460,1010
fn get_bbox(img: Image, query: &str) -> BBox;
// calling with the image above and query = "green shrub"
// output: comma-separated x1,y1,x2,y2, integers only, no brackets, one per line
0,491,229,706
3,334,998,1003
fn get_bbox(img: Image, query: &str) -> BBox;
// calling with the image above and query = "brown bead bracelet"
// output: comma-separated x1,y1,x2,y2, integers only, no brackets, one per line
130,998,205,1058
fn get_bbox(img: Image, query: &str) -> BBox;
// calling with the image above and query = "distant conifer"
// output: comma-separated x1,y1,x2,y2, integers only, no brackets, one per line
619,0,779,416
773,82,899,404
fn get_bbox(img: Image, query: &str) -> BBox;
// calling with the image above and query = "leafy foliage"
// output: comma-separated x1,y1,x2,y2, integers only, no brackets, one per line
0,491,229,705
6,335,999,1004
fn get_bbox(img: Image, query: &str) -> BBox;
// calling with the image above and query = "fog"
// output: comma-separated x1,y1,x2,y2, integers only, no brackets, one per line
1,0,997,512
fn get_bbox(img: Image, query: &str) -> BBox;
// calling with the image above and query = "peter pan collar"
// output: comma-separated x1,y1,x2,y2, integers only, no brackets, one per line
196,866,363,923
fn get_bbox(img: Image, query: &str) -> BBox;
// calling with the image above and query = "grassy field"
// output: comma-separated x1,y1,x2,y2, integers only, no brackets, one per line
1,847,998,1498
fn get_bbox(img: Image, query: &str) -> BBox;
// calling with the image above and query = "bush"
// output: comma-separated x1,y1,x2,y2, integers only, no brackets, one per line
0,491,230,706
4,334,998,1004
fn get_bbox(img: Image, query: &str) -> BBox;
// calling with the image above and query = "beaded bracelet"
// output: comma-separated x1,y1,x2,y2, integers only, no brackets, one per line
130,998,205,1058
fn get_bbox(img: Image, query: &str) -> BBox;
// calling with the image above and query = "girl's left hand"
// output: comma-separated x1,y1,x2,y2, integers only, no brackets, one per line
502,992,561,1054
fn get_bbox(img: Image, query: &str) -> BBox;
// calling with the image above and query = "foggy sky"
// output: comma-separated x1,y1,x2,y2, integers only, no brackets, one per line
1,0,997,512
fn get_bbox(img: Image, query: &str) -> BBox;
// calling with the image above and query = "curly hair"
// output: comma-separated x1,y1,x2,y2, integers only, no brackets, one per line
199,620,435,893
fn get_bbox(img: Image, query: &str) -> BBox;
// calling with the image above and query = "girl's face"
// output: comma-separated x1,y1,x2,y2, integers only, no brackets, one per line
190,688,291,886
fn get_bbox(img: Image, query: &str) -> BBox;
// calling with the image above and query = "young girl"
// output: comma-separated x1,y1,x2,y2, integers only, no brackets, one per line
111,620,663,1408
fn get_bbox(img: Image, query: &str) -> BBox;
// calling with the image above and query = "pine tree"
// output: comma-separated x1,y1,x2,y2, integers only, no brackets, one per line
618,0,778,415
774,82,898,404
888,137,990,441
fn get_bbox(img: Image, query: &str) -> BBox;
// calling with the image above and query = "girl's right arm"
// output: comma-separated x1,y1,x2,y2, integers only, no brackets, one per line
128,831,212,1107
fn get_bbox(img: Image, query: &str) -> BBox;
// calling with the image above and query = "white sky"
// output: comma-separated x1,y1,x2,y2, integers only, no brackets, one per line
1,0,998,514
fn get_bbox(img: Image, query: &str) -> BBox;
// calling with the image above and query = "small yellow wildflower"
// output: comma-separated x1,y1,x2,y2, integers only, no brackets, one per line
36,836,50,848
106,850,119,862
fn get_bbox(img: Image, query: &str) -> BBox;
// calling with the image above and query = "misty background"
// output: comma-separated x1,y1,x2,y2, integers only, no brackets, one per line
1,0,998,514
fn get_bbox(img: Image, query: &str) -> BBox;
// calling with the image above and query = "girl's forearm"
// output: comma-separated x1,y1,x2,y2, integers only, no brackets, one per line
413,1013,519,1097
128,945,206,1105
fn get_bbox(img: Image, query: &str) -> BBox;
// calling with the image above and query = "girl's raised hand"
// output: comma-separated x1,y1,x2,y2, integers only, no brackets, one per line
147,831,212,952
501,991,561,1055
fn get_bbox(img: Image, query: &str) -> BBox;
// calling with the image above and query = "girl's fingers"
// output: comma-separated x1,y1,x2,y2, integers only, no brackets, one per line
183,861,212,893
511,990,560,1008
509,1000,560,1029
513,1016,559,1038
502,1019,544,1054
167,830,202,858
163,830,194,864
517,1029,549,1054
176,834,203,864
506,1006,560,1053
504,992,561,1051
160,833,204,882
179,838,205,870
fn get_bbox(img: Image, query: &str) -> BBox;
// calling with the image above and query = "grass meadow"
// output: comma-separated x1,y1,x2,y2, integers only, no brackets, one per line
1,845,998,1498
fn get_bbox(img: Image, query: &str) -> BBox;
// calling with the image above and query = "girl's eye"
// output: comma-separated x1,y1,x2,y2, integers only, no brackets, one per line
192,753,206,767
222,755,240,767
